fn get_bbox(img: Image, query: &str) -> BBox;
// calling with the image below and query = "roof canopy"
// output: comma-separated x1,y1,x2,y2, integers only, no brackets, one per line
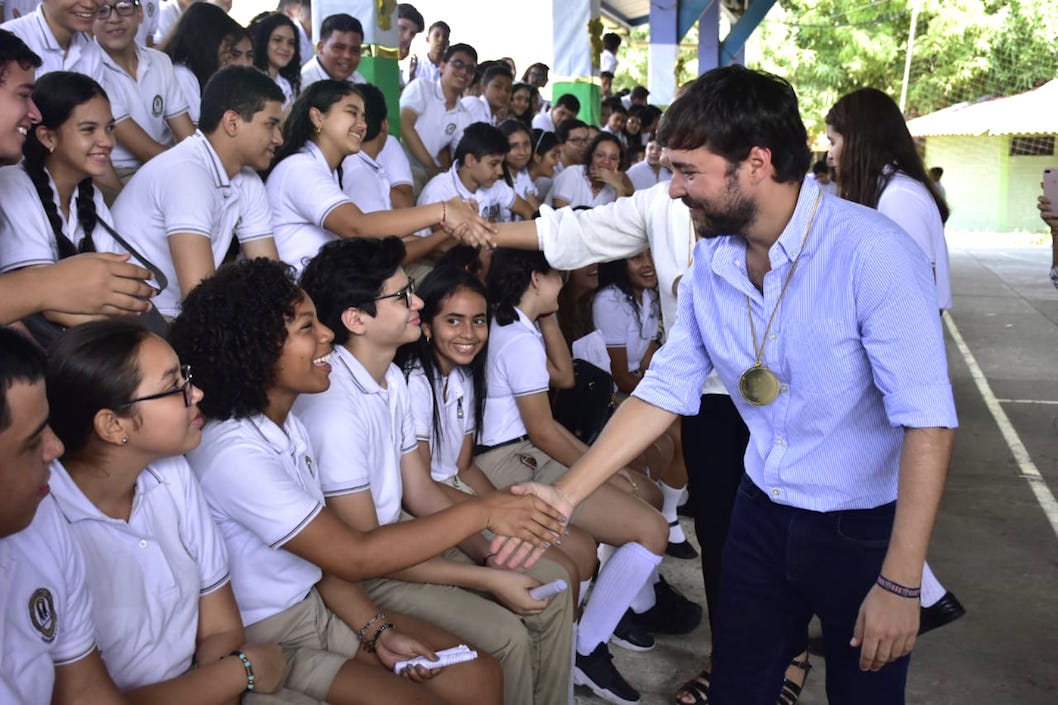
907,80,1058,137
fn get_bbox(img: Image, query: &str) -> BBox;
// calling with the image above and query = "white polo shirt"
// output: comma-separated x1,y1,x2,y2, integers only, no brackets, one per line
107,131,273,317
171,63,200,125
531,111,556,133
48,457,229,690
626,161,672,192
299,56,365,90
134,0,159,46
187,413,325,628
399,77,472,169
152,0,180,45
0,165,119,273
407,364,475,482
100,44,189,169
293,345,417,528
415,55,441,83
0,496,97,705
416,165,516,233
593,285,660,372
1,6,104,80
547,165,616,208
500,168,537,222
267,141,351,274
377,133,413,189
274,74,294,109
481,308,548,447
460,94,497,126
340,149,392,214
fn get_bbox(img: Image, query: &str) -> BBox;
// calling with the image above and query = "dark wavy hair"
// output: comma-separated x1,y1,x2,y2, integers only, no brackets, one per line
0,326,46,433
162,3,249,95
250,12,302,97
0,28,41,80
299,237,406,347
584,130,625,175
825,87,949,223
46,319,151,458
23,72,109,259
486,248,553,326
396,266,489,445
508,82,534,126
597,255,661,340
269,79,361,176
657,65,811,184
169,259,303,420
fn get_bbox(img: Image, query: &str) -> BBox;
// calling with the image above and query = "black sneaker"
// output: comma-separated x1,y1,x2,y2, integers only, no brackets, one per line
640,575,702,635
574,642,641,705
919,591,966,635
610,609,655,651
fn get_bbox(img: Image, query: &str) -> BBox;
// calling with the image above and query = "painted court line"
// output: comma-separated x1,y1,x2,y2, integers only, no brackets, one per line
996,399,1058,405
944,314,1058,541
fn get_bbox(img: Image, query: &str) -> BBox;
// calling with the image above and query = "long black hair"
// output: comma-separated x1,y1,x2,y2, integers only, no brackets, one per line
597,255,660,339
486,248,554,326
250,12,301,97
162,3,249,95
396,266,489,446
24,71,109,259
268,79,361,178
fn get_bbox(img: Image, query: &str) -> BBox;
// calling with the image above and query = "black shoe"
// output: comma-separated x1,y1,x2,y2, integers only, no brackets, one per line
574,642,641,705
610,609,655,652
641,575,702,635
676,501,695,518
919,591,966,635
666,539,699,560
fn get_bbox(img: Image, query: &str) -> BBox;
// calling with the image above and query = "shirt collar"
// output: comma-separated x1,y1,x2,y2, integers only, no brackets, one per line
247,413,307,459
34,6,92,56
48,459,163,525
513,307,542,337
334,344,385,395
448,164,476,200
190,131,233,190
98,42,149,76
357,149,382,171
771,178,822,266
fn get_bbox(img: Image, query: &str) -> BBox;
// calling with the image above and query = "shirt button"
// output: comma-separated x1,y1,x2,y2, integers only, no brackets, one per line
776,437,785,446
769,333,777,341
138,539,148,548
781,384,789,392
771,488,781,497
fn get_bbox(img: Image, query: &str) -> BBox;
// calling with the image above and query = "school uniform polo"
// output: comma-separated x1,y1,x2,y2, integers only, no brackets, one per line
171,63,199,125
480,308,548,447
48,457,229,689
186,413,324,628
152,0,180,45
460,94,496,126
299,56,365,90
626,161,672,191
530,111,555,133
340,149,392,214
134,0,159,46
0,496,97,704
377,133,413,189
1,6,104,80
100,44,189,169
274,73,294,109
0,165,119,273
267,141,351,274
500,168,537,222
407,364,475,482
415,55,441,82
416,165,516,231
292,345,417,528
546,164,616,208
399,77,472,169
107,131,273,317
592,284,660,372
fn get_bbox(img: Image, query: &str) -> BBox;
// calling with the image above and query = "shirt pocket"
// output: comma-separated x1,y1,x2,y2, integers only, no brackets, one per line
783,317,868,397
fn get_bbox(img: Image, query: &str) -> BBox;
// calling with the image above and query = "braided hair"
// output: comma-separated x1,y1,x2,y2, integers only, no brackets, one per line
23,71,109,259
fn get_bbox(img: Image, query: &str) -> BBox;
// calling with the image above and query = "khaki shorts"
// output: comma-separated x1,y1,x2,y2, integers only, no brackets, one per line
439,473,478,496
243,588,359,702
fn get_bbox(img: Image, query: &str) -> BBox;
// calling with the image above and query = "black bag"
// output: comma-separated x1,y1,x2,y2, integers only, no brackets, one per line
552,359,617,444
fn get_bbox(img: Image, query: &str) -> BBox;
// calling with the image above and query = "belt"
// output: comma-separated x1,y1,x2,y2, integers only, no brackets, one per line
473,434,529,456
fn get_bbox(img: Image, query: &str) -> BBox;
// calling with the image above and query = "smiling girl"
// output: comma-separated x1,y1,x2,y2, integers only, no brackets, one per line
250,12,301,109
549,132,630,209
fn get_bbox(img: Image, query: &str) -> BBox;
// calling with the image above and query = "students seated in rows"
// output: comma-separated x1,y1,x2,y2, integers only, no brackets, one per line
479,248,669,704
498,119,540,219
301,13,365,89
266,80,493,275
549,132,629,209
161,3,251,125
171,258,566,705
0,31,154,325
250,12,302,109
417,122,534,227
95,0,195,181
626,135,671,191
400,42,476,184
1,0,105,79
461,62,512,127
45,320,293,702
295,240,577,705
0,327,126,705
105,66,281,318
531,93,578,134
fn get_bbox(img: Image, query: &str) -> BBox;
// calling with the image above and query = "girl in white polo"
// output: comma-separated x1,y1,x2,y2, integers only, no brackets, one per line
498,119,541,221
44,319,290,700
250,13,302,110
265,80,495,274
548,132,631,209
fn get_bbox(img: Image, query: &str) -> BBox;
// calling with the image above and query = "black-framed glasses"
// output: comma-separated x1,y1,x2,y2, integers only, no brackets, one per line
373,278,416,308
120,365,194,408
96,0,138,19
448,58,476,74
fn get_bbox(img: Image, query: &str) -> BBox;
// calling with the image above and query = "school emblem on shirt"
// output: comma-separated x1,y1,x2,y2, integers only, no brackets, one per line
152,95,163,117
146,1,155,16
445,122,456,136
28,588,56,642
304,455,316,476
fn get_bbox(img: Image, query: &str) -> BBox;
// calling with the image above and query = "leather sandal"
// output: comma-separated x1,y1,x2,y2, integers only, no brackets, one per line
777,657,811,705
674,669,710,705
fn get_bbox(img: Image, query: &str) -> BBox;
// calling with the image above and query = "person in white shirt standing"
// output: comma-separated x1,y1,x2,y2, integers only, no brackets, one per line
300,13,366,90
600,32,620,75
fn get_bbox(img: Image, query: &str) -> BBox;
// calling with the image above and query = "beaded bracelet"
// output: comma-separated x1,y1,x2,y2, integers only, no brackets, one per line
230,650,256,692
357,611,387,642
876,574,921,599
441,200,447,225
361,622,396,653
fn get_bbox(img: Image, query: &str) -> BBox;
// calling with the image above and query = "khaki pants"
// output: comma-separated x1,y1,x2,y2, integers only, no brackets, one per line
474,439,570,489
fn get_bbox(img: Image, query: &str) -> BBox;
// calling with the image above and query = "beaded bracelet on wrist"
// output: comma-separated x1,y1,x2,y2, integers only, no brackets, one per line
876,574,921,599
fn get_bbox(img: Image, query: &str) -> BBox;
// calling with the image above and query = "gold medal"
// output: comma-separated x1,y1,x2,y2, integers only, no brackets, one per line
738,364,781,406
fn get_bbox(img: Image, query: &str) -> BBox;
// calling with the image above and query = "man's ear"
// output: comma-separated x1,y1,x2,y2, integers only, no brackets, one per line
745,145,775,183
341,306,368,336
221,109,242,138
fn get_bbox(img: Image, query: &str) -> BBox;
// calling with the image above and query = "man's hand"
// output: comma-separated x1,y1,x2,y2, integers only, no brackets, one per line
488,482,574,569
479,487,566,560
45,253,155,316
850,583,919,671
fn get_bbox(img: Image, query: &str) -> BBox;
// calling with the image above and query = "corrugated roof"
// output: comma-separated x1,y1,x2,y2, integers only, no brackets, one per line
907,80,1058,137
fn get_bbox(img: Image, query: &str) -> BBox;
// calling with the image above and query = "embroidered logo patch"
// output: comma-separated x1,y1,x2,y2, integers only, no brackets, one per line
29,588,56,642
152,95,163,117
147,0,155,16
305,455,315,476
445,122,456,135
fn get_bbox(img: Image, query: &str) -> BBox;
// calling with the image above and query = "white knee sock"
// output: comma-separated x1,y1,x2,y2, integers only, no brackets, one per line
660,481,687,543
576,542,662,655
679,485,689,505
920,561,946,607
629,568,659,614
596,542,615,570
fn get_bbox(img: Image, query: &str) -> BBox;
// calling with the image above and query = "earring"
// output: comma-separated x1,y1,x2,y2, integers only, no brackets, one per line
121,437,128,445
315,124,322,136
47,144,54,153
424,330,431,342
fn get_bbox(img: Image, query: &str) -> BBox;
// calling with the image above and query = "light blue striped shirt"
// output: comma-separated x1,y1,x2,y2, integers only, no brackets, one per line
634,179,958,512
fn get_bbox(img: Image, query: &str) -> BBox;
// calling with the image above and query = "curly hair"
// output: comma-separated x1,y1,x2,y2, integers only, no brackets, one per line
250,12,302,97
168,258,302,420
486,248,552,326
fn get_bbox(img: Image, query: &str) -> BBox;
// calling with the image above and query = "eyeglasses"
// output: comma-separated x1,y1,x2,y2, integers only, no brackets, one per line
448,58,476,74
373,278,416,308
96,0,138,19
120,365,194,408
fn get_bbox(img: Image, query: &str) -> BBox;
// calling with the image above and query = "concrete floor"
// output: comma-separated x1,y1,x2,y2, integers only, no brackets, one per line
575,237,1058,705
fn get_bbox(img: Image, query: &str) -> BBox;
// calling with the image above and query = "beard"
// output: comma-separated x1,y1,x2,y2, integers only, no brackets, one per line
682,173,758,239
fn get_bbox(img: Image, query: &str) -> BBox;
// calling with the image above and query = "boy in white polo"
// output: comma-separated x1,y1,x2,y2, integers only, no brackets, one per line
94,0,194,177
399,42,476,184
1,0,105,80
296,238,576,705
0,328,125,705
300,13,366,89
461,62,513,128
106,65,282,317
